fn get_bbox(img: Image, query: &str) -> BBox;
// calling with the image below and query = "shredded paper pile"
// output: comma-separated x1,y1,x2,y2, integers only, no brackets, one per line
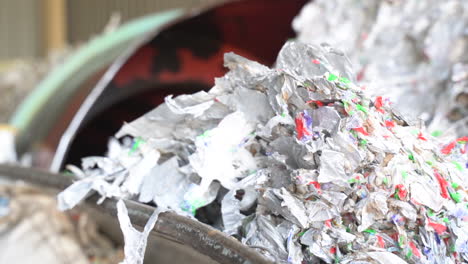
59,41,468,263
0,184,122,264
293,0,468,136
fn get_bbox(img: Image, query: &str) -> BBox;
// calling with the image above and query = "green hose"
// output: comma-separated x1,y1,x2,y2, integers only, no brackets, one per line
10,9,182,151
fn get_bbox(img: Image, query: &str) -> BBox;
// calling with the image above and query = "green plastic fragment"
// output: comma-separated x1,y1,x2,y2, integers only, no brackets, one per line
450,192,462,203
198,130,211,139
443,217,450,223
406,250,413,259
383,177,389,185
363,229,376,234
394,192,400,200
401,171,408,180
452,182,460,189
281,112,286,117
339,77,351,84
343,100,355,115
356,104,368,114
346,227,351,233
431,130,443,137
360,139,367,146
303,81,313,88
426,160,433,166
298,230,306,237
63,170,74,176
452,161,463,171
328,73,338,81
398,236,404,247
182,198,206,215
427,209,435,217
408,153,414,161
129,137,144,154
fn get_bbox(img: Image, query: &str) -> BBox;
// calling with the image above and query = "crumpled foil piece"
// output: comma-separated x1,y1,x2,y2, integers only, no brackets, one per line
58,41,468,264
117,200,166,264
293,0,468,137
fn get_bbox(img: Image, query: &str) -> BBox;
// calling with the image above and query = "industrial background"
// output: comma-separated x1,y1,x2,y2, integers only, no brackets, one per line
0,0,217,60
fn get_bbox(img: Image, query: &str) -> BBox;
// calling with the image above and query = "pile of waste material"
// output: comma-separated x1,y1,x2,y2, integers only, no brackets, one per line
59,41,468,264
293,0,468,136
0,183,122,264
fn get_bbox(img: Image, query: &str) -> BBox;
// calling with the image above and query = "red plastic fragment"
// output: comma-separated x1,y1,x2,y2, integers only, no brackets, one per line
306,100,324,107
395,184,407,199
353,127,369,136
377,235,385,248
441,137,468,154
409,241,421,258
385,120,395,129
434,169,449,199
417,132,427,141
428,219,447,235
295,112,312,140
295,116,305,140
308,181,321,190
374,97,383,108
441,141,456,155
